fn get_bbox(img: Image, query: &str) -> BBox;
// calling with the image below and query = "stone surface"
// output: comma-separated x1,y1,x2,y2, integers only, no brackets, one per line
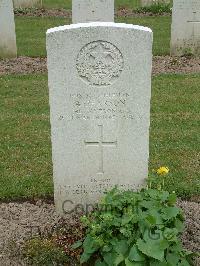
171,0,200,56
13,0,42,8
72,0,114,23
46,22,152,215
0,0,17,59
141,0,170,7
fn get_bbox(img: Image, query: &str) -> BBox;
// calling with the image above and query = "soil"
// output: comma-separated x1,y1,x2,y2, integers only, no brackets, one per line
14,8,72,18
14,8,171,18
0,199,199,265
0,56,200,76
0,56,47,76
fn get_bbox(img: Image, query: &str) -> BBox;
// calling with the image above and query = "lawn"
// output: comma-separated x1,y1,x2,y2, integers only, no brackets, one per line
42,0,141,10
42,0,172,10
0,74,199,200
15,16,171,57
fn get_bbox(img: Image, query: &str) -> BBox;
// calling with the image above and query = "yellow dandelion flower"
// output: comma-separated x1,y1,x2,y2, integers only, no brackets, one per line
157,166,169,175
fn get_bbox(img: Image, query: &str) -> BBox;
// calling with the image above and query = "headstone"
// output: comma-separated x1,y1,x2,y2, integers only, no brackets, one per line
46,22,152,215
141,0,170,7
171,0,200,56
0,0,17,59
72,0,114,23
13,0,42,8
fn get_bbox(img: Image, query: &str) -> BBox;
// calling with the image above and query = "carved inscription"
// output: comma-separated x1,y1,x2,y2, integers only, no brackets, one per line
59,182,139,196
76,40,124,86
70,92,134,120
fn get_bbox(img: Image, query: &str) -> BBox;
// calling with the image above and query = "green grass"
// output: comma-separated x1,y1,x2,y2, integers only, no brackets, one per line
117,16,171,55
42,0,172,10
16,17,71,57
15,16,171,57
0,75,53,199
42,0,141,10
150,74,200,198
0,74,199,200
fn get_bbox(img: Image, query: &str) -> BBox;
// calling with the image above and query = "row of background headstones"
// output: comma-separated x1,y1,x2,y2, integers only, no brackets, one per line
0,0,199,59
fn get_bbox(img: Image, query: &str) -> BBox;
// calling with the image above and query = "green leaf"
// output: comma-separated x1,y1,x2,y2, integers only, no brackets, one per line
140,200,154,209
71,240,82,249
125,258,145,266
174,219,185,233
137,238,165,261
145,209,163,226
121,214,132,225
95,259,108,266
102,245,112,252
83,235,98,254
166,252,180,265
115,253,124,265
178,258,190,266
80,252,92,264
103,252,117,266
129,245,145,262
162,207,180,220
114,240,129,256
149,259,170,266
168,193,177,205
163,228,178,242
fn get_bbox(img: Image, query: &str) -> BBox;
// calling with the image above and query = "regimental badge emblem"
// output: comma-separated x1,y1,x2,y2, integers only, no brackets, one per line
76,41,124,86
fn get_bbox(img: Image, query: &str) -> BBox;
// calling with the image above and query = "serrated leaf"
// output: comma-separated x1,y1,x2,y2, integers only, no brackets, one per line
137,239,165,261
115,253,124,265
129,245,145,262
121,214,132,225
125,258,144,266
103,252,117,266
114,240,129,256
163,228,178,242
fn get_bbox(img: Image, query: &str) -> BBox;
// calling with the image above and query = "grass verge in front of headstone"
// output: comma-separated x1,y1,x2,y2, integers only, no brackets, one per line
136,3,172,15
15,16,171,57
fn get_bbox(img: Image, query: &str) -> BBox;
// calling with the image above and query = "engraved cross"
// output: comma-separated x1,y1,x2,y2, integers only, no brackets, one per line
85,125,117,174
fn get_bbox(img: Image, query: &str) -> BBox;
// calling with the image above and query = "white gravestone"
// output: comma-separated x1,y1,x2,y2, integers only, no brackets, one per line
141,0,170,7
46,22,152,215
72,0,114,23
0,0,17,58
171,0,200,56
13,0,42,8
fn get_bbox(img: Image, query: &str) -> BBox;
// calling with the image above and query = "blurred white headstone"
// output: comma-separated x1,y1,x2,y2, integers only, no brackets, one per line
0,0,17,58
171,0,200,56
72,0,114,23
